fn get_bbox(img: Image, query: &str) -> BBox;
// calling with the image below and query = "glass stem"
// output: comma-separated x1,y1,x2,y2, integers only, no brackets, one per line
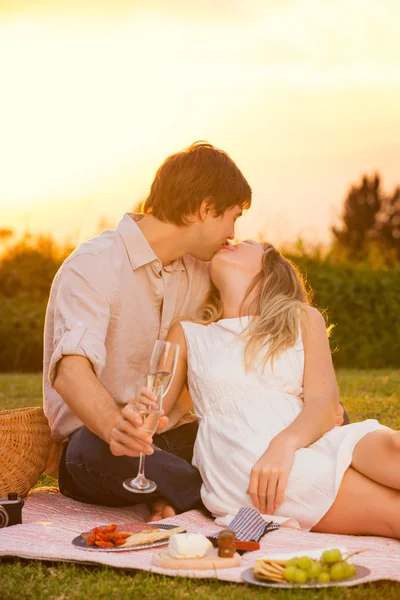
137,452,146,480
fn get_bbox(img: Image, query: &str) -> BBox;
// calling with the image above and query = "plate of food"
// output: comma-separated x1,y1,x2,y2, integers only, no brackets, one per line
72,522,186,552
242,547,371,588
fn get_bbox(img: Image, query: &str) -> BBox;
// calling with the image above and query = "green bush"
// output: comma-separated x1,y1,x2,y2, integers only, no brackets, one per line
0,235,67,298
0,237,399,371
0,295,46,372
0,235,68,372
290,254,400,368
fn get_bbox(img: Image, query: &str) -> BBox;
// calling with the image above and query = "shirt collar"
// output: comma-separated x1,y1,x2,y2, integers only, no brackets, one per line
117,213,185,272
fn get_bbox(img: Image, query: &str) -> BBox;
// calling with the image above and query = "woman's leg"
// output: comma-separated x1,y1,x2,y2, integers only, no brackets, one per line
351,429,400,489
311,467,400,538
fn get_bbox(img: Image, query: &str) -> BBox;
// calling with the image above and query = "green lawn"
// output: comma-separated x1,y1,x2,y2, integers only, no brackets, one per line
1,371,400,600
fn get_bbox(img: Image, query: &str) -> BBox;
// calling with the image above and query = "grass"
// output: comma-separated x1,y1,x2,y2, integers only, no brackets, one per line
1,371,400,600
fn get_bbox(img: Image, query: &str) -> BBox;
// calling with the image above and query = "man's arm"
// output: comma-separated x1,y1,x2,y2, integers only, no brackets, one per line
48,253,166,456
54,355,121,444
54,355,163,454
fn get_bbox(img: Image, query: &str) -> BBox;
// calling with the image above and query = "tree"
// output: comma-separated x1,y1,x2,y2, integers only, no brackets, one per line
0,228,13,242
0,234,72,298
375,186,400,254
332,174,400,260
0,229,14,254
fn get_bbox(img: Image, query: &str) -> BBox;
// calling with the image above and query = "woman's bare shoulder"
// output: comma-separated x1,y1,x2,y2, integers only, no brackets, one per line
167,321,186,341
300,306,327,338
300,305,324,321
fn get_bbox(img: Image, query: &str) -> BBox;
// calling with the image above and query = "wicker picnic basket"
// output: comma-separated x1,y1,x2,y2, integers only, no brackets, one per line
0,407,52,498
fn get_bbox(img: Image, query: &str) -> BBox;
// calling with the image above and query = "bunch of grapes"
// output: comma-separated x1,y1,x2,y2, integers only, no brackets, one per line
283,549,357,585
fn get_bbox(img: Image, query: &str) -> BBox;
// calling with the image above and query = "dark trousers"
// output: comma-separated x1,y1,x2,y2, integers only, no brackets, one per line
58,421,203,513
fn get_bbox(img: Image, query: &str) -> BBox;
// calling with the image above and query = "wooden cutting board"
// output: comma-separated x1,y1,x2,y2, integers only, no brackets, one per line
153,547,241,570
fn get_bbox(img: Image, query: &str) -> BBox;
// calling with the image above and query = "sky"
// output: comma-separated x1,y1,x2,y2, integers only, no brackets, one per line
0,0,399,246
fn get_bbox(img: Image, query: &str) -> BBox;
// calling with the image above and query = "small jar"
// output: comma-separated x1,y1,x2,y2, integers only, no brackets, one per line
217,529,236,558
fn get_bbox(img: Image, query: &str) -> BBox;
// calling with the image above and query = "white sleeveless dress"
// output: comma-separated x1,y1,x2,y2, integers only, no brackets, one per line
180,317,388,531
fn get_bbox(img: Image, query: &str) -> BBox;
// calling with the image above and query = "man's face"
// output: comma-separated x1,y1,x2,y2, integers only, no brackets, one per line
190,205,244,261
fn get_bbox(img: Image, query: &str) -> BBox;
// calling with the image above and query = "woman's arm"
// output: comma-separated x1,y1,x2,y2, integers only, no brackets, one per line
274,305,340,449
247,306,340,515
161,385,193,432
161,322,189,416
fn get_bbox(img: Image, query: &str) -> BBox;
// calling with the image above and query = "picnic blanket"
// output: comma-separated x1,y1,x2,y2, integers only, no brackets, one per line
0,487,399,585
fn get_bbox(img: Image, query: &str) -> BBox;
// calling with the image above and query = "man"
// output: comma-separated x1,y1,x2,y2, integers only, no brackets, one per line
43,141,251,520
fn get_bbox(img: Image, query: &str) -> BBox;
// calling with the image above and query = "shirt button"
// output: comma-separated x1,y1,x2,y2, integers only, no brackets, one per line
76,322,83,328
155,290,161,296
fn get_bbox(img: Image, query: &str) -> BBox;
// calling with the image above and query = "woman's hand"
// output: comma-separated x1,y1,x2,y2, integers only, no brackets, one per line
109,389,169,458
247,439,296,515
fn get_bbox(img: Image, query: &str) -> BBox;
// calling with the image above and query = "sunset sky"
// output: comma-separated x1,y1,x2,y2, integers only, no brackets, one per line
1,0,399,246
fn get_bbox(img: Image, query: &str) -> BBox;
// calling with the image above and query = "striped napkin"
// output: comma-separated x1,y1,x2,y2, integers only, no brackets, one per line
209,507,280,542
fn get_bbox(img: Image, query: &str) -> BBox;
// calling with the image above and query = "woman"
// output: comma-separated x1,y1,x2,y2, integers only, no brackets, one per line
148,240,400,537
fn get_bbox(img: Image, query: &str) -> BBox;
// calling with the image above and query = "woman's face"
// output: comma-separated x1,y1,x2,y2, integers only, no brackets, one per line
210,240,265,290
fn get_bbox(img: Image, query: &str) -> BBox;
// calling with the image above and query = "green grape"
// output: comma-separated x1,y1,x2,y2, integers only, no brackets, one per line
318,572,331,584
322,549,343,564
343,562,357,579
286,558,299,568
330,562,346,581
283,566,297,582
321,564,330,573
298,556,313,571
308,561,322,579
293,568,308,585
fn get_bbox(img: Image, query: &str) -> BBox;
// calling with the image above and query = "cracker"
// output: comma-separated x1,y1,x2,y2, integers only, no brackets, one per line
123,526,186,547
257,558,287,566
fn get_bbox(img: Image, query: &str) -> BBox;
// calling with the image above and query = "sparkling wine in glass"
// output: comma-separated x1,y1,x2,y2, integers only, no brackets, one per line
123,340,179,494
122,377,163,494
147,339,179,399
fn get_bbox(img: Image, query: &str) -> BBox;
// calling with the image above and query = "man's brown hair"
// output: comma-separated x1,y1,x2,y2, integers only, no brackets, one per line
142,141,251,225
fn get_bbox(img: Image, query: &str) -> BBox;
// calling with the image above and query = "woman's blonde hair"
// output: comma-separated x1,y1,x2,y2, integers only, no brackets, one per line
193,242,312,370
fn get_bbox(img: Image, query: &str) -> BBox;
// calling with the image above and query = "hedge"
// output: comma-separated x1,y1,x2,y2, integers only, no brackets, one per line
0,256,399,371
0,294,46,372
290,255,400,369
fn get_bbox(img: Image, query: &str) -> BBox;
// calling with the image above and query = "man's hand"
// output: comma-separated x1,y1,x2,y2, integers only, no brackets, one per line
109,400,169,457
247,439,296,515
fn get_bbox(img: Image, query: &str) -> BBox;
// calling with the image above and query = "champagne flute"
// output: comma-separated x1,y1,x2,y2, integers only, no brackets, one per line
147,339,180,398
123,340,179,494
122,377,163,493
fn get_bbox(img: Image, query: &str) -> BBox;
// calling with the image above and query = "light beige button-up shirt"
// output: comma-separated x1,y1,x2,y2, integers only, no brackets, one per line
43,213,210,443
